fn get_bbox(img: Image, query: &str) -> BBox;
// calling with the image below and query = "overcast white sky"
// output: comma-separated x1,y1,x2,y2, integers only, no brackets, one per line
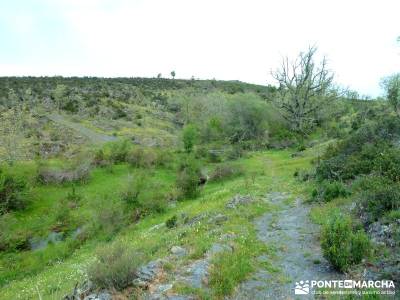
0,0,399,96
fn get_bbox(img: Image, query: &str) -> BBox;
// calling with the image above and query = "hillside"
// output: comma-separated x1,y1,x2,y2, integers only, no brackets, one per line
0,77,398,299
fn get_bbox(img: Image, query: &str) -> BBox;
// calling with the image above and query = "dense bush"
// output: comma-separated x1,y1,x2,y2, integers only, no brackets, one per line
226,144,245,160
90,196,127,239
358,180,400,223
93,149,110,167
0,169,29,214
0,214,31,251
126,147,159,168
88,242,142,290
176,156,202,199
53,198,73,231
321,213,370,272
226,96,270,144
121,173,168,220
165,215,178,228
311,181,349,202
109,140,131,163
121,174,147,207
373,147,400,181
182,124,198,153
317,116,400,180
140,193,168,214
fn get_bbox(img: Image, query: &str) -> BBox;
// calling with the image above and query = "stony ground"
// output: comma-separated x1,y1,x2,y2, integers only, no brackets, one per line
48,114,117,143
231,191,341,300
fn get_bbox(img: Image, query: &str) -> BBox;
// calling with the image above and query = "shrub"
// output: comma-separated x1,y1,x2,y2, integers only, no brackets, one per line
66,185,82,204
0,169,28,214
359,182,400,223
127,147,158,168
294,169,313,181
140,192,167,214
109,140,131,163
176,157,202,199
374,147,400,181
182,124,198,153
154,149,172,167
93,149,110,167
166,215,178,228
53,198,72,231
321,213,370,272
209,243,252,297
316,116,400,182
121,173,147,207
0,214,31,251
88,242,142,290
226,145,244,160
90,196,127,239
209,163,244,182
312,181,349,202
207,150,223,163
194,145,208,159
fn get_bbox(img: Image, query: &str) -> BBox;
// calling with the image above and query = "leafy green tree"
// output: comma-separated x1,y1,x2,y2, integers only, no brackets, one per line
176,156,202,198
381,74,400,116
182,124,197,153
170,71,176,79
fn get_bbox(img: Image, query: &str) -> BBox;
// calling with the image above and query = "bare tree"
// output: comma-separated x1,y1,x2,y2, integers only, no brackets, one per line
271,46,335,134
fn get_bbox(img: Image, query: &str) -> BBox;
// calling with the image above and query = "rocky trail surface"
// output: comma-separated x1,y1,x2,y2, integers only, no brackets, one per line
231,190,341,300
47,113,117,144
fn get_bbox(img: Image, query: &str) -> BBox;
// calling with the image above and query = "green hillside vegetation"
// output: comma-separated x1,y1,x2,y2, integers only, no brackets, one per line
0,59,399,298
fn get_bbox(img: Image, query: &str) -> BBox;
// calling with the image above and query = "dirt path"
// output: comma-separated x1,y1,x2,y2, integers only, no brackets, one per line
232,183,341,299
47,113,117,144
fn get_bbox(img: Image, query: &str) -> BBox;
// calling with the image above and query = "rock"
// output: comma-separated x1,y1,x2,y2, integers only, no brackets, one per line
208,213,228,225
265,191,289,203
184,260,210,288
135,259,164,285
63,280,94,300
132,278,148,288
146,293,196,300
368,221,399,247
166,296,196,300
155,283,173,293
83,291,112,300
77,280,93,296
184,213,207,226
206,243,232,259
226,194,254,209
171,246,187,257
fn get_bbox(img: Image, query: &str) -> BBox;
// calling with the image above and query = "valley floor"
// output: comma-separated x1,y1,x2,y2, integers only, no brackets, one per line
1,148,340,300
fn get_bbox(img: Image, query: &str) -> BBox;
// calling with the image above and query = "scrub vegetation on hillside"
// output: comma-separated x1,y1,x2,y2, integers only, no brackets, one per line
0,47,399,299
